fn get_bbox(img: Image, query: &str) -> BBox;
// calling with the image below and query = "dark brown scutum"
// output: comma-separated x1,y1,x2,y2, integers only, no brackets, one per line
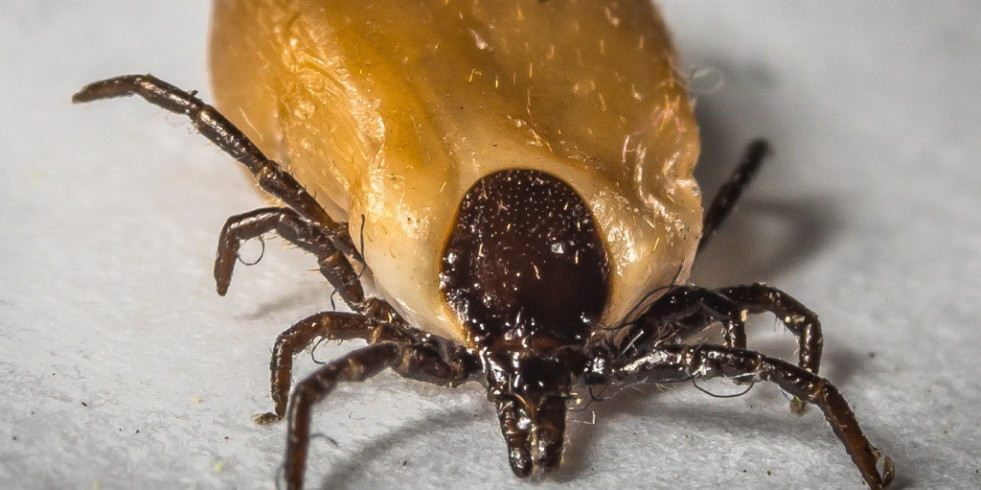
440,169,611,349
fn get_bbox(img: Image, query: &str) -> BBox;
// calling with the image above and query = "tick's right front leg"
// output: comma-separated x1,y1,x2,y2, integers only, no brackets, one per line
283,340,479,490
252,312,376,425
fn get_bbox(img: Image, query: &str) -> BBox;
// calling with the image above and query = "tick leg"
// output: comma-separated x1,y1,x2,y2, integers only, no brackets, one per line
252,312,376,425
283,341,478,490
379,326,481,386
715,283,822,376
628,284,822,412
72,74,359,260
215,207,367,311
699,139,769,252
284,342,401,490
623,285,748,357
611,344,895,490
715,283,823,413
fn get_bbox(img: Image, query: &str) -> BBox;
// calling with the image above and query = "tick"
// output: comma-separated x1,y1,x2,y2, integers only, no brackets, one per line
74,1,894,488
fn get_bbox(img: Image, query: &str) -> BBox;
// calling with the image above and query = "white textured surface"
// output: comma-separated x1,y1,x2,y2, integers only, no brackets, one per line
2,1,980,489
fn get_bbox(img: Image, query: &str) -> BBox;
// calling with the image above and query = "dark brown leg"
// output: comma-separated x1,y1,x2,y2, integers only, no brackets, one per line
215,207,367,311
629,285,820,369
609,344,894,490
623,286,748,357
283,341,479,490
72,74,359,260
715,284,823,413
699,139,769,252
628,284,823,412
252,312,376,425
716,283,823,376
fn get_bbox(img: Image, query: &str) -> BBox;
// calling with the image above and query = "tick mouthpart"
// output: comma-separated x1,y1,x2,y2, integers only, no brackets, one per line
482,348,576,478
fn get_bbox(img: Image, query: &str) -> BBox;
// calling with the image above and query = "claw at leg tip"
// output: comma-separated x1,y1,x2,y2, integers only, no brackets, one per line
252,412,280,425
790,397,806,415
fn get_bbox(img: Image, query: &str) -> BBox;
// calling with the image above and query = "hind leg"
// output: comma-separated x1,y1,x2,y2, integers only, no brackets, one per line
73,74,358,259
699,139,770,252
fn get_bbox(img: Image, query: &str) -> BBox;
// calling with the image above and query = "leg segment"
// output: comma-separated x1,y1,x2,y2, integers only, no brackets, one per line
72,74,359,259
699,139,769,252
716,283,823,375
283,341,479,490
622,286,748,357
626,284,823,412
215,207,366,311
609,344,894,490
253,312,376,425
627,284,821,373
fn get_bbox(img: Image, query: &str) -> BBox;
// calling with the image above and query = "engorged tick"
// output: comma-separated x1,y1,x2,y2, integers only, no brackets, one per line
73,1,894,488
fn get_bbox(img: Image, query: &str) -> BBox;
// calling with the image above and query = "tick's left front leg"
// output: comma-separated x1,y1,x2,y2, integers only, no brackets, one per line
609,344,894,490
714,283,823,376
624,283,823,412
699,139,769,252
621,285,749,358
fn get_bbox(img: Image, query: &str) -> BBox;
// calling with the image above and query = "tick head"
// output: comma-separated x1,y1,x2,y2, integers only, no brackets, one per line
480,347,582,477
439,168,609,476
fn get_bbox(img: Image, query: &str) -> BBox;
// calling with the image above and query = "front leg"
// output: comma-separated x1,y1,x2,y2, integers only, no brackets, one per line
626,284,822,382
622,285,748,357
609,344,894,490
252,312,376,425
715,283,823,376
625,284,822,413
283,341,479,490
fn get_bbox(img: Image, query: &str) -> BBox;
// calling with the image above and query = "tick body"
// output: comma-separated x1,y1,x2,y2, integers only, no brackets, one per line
73,1,894,488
